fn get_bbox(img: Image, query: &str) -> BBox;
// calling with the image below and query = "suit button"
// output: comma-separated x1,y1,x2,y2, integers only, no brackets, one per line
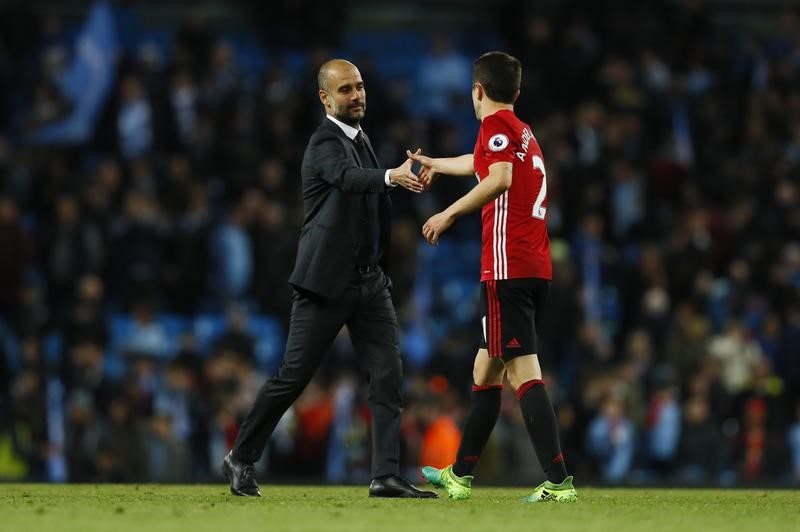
360,218,367,224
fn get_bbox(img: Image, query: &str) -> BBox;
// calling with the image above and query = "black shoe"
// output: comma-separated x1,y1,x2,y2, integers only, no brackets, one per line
222,450,261,497
368,475,438,498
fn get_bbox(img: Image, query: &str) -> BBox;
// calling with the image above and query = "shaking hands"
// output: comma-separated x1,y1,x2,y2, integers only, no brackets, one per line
406,150,438,190
389,149,424,193
390,148,442,193
393,148,452,245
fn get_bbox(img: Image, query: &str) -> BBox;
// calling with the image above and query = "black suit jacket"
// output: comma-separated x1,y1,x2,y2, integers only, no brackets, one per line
288,118,393,300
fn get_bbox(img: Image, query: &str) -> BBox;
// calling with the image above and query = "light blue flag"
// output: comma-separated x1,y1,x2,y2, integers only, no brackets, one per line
30,1,118,144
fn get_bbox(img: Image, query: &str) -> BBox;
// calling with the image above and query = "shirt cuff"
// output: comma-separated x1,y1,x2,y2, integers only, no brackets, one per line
384,170,396,187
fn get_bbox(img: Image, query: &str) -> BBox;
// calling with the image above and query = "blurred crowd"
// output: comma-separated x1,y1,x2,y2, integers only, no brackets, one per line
0,0,799,486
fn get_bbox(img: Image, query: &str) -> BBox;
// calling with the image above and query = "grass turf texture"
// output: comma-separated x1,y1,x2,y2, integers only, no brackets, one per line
1,485,798,532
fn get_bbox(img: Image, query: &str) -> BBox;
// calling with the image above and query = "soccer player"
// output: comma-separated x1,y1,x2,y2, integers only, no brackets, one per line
409,51,577,502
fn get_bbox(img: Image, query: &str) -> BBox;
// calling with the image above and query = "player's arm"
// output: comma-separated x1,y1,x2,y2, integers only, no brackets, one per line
418,153,475,176
406,151,474,188
422,161,512,245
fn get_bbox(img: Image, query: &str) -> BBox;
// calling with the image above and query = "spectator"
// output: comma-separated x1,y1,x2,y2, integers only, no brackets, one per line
117,76,154,160
108,189,165,304
325,376,371,484
678,394,721,483
146,412,192,483
645,379,682,476
62,274,108,350
96,396,146,482
40,194,105,317
213,305,256,363
664,302,711,379
62,340,112,408
162,180,212,313
779,304,800,399
292,379,334,475
64,390,101,482
251,199,296,320
587,397,635,483
417,380,461,471
733,397,781,482
120,299,170,359
708,319,764,395
24,81,69,132
790,400,800,484
209,190,260,307
169,69,199,150
415,34,471,121
609,159,645,239
0,196,32,319
8,359,47,479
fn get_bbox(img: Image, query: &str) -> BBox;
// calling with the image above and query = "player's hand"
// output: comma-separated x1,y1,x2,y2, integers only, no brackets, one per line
389,150,423,193
406,149,438,190
422,211,454,246
418,165,437,190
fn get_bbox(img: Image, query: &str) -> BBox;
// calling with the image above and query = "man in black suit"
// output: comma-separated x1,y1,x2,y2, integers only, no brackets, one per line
223,59,436,498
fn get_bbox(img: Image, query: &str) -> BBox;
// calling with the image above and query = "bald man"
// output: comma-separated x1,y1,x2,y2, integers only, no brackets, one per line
222,60,436,498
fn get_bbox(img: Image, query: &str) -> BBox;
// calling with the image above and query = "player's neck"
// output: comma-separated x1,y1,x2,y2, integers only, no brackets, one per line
479,101,514,121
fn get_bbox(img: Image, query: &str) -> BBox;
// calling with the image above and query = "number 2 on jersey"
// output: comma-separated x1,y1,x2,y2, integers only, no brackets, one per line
531,155,547,220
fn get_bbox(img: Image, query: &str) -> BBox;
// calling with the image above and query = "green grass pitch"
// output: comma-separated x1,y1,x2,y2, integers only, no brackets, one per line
1,484,798,532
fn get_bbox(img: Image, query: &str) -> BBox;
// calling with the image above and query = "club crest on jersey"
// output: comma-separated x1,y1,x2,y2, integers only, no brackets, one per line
488,134,509,152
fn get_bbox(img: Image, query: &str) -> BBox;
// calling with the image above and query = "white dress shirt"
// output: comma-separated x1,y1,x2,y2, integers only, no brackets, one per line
326,115,394,187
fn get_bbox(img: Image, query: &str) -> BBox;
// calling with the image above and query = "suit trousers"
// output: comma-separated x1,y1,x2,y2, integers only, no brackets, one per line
232,268,402,478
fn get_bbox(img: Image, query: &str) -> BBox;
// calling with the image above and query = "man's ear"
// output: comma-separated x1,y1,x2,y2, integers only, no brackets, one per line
319,89,329,108
474,82,485,101
513,88,520,103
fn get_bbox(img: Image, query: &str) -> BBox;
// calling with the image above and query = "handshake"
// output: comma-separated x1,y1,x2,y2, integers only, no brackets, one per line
389,149,459,246
387,149,437,193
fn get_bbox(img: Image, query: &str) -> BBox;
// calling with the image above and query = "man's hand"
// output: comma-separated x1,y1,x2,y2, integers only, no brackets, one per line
422,211,455,246
389,149,423,193
406,149,437,190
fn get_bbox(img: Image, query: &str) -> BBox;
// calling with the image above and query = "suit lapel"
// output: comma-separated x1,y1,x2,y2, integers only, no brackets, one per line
320,117,345,137
321,118,381,168
321,118,364,167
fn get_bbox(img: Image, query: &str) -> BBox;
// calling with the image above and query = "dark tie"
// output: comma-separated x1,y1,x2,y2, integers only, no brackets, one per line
354,131,364,145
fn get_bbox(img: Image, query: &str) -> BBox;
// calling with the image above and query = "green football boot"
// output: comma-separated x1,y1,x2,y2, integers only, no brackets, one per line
420,465,472,500
522,475,577,502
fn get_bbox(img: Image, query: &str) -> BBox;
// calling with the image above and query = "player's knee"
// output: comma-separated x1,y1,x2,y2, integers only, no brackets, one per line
506,371,524,391
472,366,502,387
505,357,540,390
505,366,523,389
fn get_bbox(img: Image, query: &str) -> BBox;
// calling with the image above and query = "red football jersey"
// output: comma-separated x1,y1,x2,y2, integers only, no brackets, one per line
474,109,552,282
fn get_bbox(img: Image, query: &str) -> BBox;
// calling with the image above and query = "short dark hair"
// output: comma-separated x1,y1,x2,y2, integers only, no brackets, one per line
473,51,522,104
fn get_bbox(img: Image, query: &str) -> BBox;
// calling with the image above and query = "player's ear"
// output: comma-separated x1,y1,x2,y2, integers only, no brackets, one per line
513,88,520,102
474,82,484,101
